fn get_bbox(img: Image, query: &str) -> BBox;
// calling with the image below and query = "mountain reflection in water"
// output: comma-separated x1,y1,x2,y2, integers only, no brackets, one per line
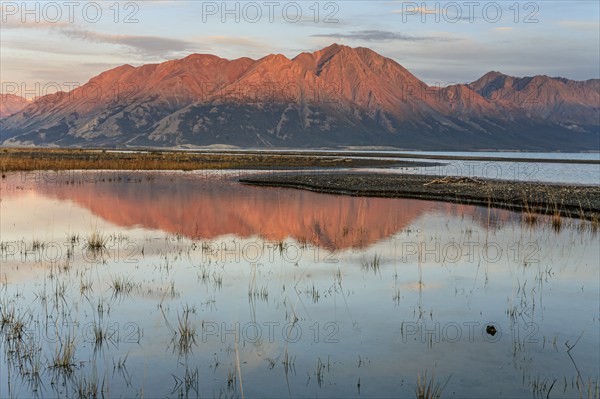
8,171,514,250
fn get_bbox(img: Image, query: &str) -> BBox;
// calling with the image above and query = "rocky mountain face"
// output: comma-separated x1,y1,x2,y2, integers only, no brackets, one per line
0,94,30,118
1,44,598,150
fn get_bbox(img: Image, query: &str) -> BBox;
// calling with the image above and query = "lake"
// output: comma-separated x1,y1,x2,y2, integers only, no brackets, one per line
191,150,600,185
0,170,598,398
341,151,600,185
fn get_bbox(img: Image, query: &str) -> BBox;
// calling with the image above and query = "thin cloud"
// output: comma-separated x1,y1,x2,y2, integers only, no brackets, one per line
390,6,478,21
558,20,598,30
311,30,452,42
0,19,70,29
204,36,267,49
391,7,444,15
61,28,197,58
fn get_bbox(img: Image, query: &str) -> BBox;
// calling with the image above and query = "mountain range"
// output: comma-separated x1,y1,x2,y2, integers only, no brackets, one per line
0,94,31,119
1,44,598,150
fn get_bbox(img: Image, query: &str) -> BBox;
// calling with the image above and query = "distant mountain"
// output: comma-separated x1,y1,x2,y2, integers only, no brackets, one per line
470,71,600,126
1,44,598,150
0,94,30,118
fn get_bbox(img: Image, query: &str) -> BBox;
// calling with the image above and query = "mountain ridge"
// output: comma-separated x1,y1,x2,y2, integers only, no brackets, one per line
0,94,31,118
1,44,598,150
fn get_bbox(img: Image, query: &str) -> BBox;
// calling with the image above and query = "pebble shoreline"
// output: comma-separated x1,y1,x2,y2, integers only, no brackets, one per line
240,173,600,220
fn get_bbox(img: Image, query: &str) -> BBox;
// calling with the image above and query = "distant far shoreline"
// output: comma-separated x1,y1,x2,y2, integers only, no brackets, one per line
1,147,598,167
0,147,418,172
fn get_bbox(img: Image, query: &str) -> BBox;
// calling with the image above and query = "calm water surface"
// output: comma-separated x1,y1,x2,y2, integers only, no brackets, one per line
0,171,598,398
351,152,600,185
198,150,600,184
382,159,600,185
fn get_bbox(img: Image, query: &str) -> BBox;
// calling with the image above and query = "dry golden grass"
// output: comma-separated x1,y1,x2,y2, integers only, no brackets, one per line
0,147,393,172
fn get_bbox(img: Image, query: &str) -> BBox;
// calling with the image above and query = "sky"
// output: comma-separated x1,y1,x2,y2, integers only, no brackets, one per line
1,0,599,97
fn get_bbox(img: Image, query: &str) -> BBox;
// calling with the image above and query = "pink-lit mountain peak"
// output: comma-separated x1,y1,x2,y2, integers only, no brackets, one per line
1,44,598,150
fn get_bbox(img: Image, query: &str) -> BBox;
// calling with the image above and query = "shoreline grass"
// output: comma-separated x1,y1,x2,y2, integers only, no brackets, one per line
0,147,402,172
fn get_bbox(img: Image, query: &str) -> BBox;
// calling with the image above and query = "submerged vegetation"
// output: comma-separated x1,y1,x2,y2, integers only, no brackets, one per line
1,219,596,397
85,231,107,251
416,372,449,399
360,253,381,274
0,169,598,398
